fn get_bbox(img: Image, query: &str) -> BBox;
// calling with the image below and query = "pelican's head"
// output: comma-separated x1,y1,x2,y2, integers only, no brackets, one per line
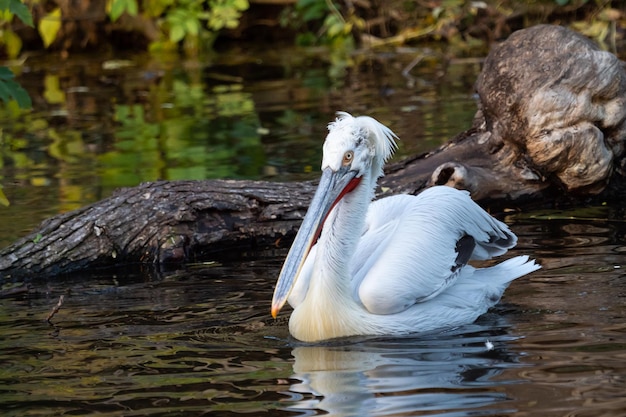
322,112,398,181
271,112,398,318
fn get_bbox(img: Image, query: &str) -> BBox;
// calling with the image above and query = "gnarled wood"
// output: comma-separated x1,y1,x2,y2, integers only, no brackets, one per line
0,180,317,278
2,25,626,279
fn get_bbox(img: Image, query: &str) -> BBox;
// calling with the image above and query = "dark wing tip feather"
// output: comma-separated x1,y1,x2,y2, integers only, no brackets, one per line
452,234,476,273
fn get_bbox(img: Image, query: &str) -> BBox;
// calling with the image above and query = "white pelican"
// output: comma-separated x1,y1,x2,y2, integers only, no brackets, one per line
271,112,540,342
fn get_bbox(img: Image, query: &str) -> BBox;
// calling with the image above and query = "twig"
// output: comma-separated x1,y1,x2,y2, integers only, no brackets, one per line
46,295,64,324
326,0,346,23
402,54,424,87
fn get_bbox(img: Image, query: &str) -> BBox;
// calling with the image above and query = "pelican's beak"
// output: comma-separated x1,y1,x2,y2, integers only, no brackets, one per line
271,166,361,318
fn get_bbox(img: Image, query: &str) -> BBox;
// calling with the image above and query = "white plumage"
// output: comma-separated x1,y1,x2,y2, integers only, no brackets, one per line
271,112,540,342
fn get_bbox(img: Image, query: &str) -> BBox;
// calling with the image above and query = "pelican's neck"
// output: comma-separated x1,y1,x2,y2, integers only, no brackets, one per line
290,172,376,341
304,171,374,317
325,175,373,273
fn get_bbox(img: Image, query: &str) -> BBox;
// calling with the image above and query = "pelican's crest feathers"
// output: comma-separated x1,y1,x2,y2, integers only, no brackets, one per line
328,112,398,173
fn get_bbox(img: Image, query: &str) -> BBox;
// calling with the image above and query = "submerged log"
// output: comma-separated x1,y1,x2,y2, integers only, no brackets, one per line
2,24,626,279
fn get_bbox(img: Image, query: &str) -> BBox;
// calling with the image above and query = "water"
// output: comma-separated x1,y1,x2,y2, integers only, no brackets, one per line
0,47,477,246
1,46,626,416
1,219,625,416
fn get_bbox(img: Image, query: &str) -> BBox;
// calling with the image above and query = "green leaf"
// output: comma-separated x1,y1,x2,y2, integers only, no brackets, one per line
109,0,126,22
0,186,10,207
0,67,32,108
185,18,200,36
9,0,33,27
2,28,23,59
127,0,138,16
43,74,65,104
232,0,249,11
0,80,10,102
0,66,14,79
8,80,31,108
169,24,185,43
109,0,138,21
38,8,62,48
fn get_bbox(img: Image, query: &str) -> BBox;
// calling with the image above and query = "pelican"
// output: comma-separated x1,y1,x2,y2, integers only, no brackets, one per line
271,112,540,342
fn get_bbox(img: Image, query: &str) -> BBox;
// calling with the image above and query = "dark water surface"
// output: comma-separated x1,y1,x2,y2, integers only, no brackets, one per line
1,217,625,416
1,47,625,416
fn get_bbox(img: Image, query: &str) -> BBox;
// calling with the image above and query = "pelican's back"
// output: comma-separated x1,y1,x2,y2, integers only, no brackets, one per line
415,186,517,261
353,186,530,316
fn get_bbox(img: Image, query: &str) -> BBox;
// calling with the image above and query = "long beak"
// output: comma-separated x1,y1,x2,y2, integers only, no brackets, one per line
271,166,360,318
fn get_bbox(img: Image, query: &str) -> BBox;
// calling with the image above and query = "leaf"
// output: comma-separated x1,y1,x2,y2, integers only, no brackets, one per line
0,81,9,103
127,0,138,16
169,24,185,43
109,0,138,21
9,0,33,27
324,14,344,38
0,67,32,108
109,0,126,22
2,28,22,59
7,80,31,108
43,74,65,104
38,8,62,48
185,18,200,36
0,187,9,207
232,0,249,11
0,67,13,79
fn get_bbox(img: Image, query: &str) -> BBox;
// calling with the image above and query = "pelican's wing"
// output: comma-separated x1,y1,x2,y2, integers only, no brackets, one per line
353,186,516,315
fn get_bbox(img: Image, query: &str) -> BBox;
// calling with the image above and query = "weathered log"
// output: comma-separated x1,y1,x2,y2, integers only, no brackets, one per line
0,180,318,279
2,24,626,279
412,24,626,200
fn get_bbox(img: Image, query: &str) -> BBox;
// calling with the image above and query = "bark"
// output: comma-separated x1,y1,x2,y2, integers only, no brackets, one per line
2,25,626,280
0,180,317,279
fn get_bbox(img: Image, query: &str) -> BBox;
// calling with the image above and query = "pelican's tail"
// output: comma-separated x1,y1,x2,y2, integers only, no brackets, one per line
487,255,541,283
445,255,540,312
473,255,540,305
392,256,539,335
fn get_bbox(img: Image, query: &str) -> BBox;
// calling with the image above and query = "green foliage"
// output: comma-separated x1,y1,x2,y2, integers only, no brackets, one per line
1,0,249,55
207,0,249,30
1,0,29,59
108,0,139,22
0,67,31,108
165,4,203,43
0,0,33,27
149,0,250,50
0,0,33,109
282,0,363,47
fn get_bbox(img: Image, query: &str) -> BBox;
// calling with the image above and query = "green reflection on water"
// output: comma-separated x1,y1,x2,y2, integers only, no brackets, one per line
99,79,264,188
0,49,482,248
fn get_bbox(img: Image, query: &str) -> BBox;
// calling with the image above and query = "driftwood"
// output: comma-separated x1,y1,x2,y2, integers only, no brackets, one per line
2,25,626,279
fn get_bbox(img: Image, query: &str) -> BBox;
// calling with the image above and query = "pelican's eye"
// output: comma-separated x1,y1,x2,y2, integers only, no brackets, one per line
342,150,354,166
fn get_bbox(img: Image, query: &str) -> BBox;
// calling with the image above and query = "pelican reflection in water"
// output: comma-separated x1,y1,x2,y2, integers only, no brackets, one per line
271,112,539,342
